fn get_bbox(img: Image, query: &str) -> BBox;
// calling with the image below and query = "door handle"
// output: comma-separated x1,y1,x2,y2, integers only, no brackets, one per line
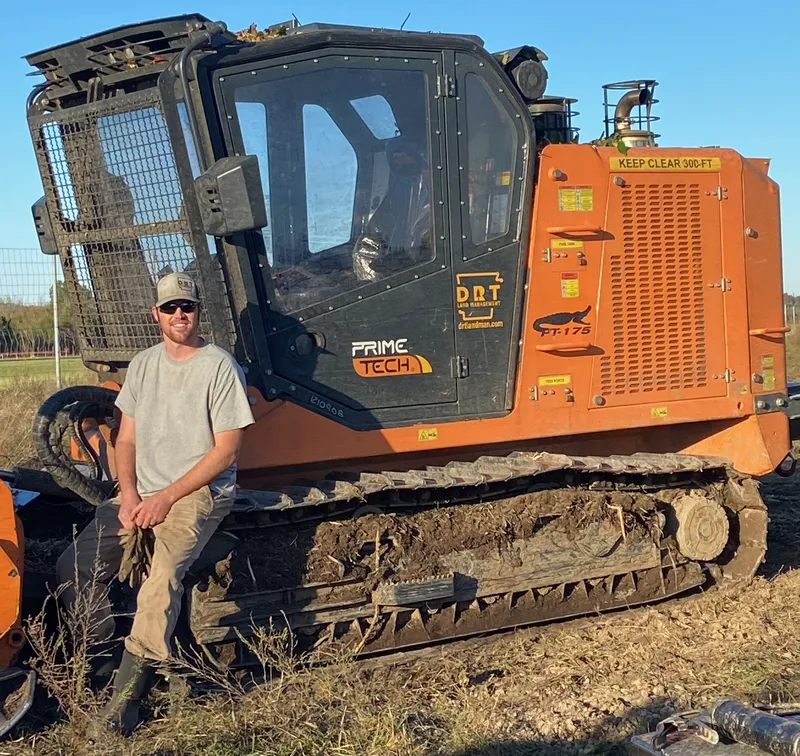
547,225,604,236
536,341,593,353
749,327,791,336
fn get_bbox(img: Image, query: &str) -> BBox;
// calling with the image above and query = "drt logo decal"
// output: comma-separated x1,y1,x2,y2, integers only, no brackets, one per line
456,272,504,330
352,339,433,378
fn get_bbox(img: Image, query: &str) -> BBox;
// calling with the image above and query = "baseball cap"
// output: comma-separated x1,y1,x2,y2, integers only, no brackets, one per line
155,272,201,308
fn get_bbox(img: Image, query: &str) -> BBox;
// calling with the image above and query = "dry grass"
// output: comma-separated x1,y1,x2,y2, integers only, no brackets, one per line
786,329,800,381
0,374,96,468
4,568,800,756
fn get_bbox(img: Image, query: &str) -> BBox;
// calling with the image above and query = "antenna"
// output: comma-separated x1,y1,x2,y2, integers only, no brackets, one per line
400,12,411,31
292,13,301,26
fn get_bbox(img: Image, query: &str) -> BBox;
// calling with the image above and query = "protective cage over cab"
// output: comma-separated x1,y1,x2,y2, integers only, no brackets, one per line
25,13,539,427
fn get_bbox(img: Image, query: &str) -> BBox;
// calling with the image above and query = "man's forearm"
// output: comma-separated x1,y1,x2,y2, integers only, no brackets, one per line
161,446,237,505
115,439,138,495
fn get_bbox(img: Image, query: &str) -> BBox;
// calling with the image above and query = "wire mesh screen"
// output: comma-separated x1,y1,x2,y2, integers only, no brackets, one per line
29,89,227,362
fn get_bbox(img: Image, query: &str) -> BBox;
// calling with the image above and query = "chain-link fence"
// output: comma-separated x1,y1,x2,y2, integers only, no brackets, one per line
0,249,77,386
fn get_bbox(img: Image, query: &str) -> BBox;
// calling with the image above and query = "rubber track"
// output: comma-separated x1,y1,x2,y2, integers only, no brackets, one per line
231,451,735,515
193,450,767,665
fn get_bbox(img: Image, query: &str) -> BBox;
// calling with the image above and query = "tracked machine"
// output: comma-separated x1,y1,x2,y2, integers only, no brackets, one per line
0,13,793,722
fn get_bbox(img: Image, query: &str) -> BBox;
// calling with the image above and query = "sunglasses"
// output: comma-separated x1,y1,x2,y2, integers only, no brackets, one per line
158,300,198,314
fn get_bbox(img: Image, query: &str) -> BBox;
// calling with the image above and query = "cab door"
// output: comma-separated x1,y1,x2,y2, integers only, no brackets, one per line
215,52,458,428
447,51,532,417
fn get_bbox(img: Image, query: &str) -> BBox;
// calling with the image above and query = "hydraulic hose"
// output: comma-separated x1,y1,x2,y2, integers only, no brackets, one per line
32,386,119,505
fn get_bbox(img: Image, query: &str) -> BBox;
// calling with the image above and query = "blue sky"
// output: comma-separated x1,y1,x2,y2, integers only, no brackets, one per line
2,0,798,292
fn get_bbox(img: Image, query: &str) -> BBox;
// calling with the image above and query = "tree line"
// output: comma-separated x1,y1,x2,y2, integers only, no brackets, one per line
0,281,77,357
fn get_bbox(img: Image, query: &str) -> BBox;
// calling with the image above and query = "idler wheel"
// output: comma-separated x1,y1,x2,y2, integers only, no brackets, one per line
671,494,729,562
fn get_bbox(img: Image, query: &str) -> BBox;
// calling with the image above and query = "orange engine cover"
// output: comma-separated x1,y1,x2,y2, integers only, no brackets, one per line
0,482,24,669
233,144,788,483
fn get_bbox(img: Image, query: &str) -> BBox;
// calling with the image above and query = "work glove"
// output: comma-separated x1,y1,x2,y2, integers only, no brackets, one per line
118,526,155,588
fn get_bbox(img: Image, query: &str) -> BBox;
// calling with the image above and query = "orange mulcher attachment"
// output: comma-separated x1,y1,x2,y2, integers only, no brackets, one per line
0,481,35,737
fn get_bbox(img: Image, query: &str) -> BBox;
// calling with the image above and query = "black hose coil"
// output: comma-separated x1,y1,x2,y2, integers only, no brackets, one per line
32,386,119,505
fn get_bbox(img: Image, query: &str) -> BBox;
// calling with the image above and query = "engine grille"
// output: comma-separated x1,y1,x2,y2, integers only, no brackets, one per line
29,89,231,363
600,183,708,396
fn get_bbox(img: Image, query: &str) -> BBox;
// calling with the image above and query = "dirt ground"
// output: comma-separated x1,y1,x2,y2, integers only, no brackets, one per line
2,470,800,756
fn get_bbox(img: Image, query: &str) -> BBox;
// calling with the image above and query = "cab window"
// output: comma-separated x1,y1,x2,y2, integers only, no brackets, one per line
232,66,434,313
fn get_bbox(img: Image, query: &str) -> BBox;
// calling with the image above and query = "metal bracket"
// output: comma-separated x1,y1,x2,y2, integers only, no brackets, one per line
451,356,469,379
715,185,728,200
754,391,790,414
436,73,456,98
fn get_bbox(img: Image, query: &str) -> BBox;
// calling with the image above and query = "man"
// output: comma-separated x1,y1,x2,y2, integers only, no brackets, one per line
56,271,254,735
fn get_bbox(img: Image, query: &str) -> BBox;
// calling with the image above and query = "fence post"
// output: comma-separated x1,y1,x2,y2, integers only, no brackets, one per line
52,256,61,389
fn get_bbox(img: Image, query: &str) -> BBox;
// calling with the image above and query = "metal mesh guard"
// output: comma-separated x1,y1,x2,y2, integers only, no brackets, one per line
30,90,222,362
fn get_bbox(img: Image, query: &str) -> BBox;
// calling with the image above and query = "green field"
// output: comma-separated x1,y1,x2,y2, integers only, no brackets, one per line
0,357,92,386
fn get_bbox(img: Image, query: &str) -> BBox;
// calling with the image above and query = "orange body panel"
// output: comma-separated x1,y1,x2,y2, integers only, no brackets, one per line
233,145,787,482
0,482,24,668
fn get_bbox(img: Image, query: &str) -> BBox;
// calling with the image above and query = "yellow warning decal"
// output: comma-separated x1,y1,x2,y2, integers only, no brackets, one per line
558,186,594,212
651,407,669,419
761,354,776,390
538,374,572,387
561,272,579,298
610,156,721,172
418,427,439,442
551,239,584,249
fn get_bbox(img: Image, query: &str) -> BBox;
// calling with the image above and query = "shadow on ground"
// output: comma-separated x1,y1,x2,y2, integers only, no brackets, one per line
759,473,800,577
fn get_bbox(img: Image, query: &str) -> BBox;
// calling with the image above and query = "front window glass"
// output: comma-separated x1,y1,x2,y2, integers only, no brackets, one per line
350,95,400,139
303,104,358,253
232,66,434,313
235,101,274,264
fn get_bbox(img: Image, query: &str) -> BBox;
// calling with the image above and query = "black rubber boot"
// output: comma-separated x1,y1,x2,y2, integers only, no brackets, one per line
88,640,125,687
96,649,155,736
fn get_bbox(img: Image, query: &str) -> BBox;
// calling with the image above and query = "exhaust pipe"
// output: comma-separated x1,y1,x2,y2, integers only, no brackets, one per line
614,87,652,131
603,80,658,148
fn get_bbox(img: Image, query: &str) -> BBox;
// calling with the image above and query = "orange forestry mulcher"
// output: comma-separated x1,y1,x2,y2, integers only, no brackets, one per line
0,14,793,733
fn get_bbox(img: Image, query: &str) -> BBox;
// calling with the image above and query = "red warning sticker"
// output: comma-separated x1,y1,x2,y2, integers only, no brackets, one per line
561,272,579,298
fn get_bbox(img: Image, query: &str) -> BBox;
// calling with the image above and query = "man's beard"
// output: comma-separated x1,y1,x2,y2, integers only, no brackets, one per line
164,321,198,344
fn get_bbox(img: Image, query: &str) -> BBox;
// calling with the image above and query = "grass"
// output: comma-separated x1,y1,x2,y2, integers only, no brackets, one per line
0,358,92,388
787,328,800,381
6,569,800,756
0,372,96,468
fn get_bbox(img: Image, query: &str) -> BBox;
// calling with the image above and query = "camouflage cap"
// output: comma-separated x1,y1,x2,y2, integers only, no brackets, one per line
155,272,201,308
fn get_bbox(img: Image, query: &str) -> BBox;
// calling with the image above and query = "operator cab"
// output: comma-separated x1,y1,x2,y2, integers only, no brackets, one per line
26,15,542,428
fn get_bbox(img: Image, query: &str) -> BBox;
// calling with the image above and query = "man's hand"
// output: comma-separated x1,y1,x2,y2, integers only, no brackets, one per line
134,490,175,529
118,489,142,529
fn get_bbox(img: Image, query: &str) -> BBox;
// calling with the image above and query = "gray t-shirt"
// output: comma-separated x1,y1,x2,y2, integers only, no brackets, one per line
115,341,255,500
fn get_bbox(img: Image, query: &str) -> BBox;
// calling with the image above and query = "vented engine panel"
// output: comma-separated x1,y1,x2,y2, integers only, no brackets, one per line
592,178,728,406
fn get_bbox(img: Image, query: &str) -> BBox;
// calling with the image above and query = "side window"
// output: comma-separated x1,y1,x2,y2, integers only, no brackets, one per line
231,66,436,314
302,105,358,254
464,73,518,245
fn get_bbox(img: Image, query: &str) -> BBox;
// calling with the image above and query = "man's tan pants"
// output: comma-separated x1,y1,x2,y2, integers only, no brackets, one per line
56,487,229,662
